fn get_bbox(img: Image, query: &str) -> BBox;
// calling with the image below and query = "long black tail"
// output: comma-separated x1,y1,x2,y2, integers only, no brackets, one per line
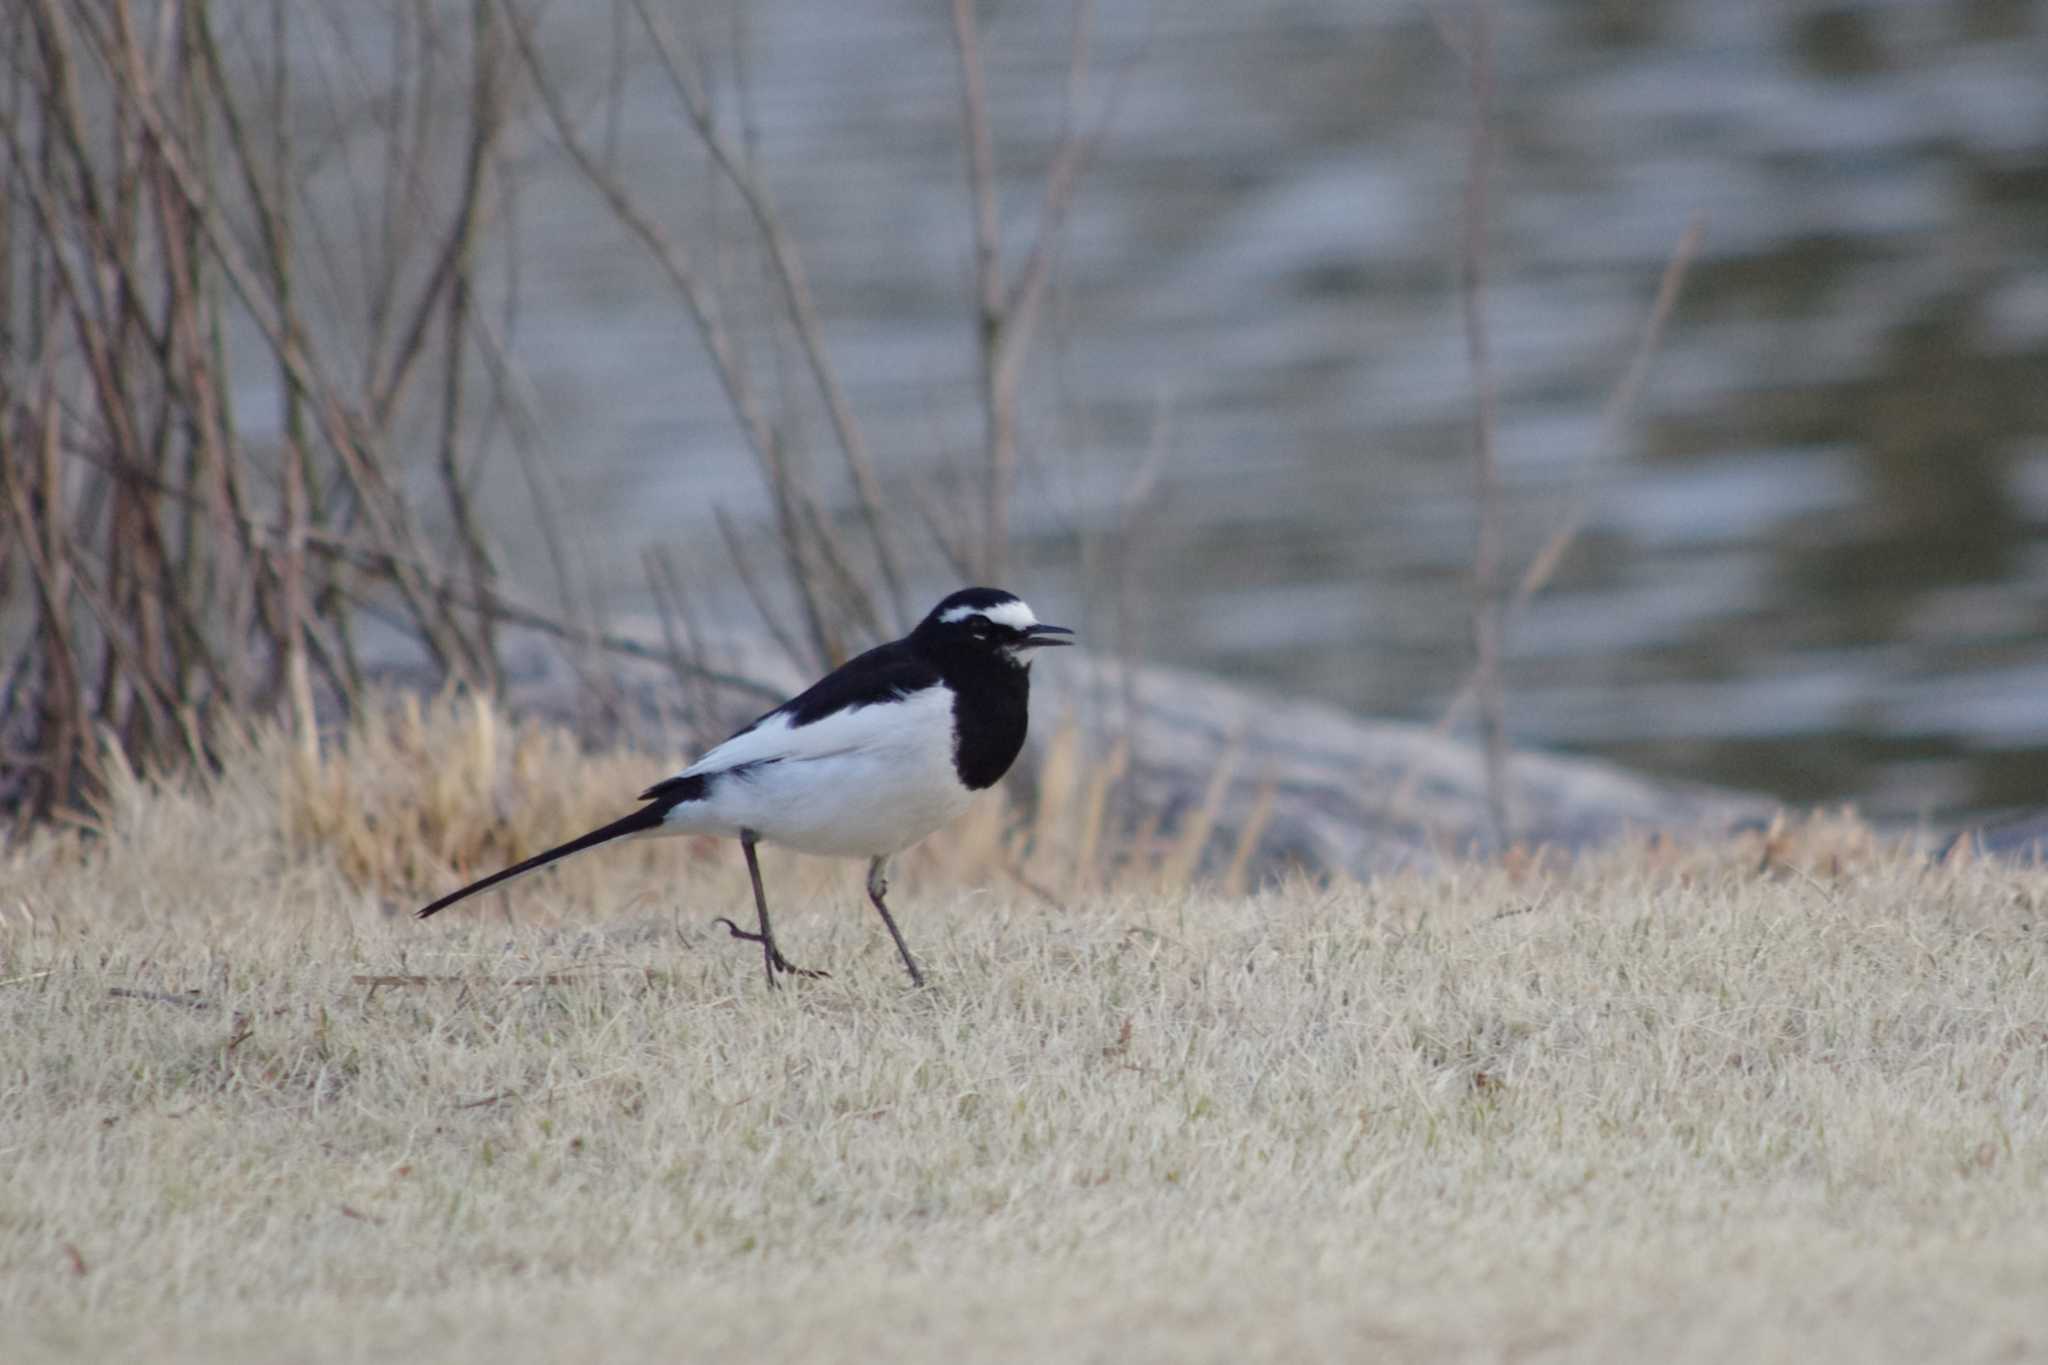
415,803,668,920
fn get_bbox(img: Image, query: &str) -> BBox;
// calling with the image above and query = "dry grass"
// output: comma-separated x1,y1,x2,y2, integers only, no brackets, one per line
4,711,2047,1364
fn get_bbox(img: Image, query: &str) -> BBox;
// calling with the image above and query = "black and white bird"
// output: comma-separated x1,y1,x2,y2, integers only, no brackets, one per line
415,587,1071,987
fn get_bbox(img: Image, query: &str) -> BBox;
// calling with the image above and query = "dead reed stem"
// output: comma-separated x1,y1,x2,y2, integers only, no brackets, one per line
1454,0,1510,847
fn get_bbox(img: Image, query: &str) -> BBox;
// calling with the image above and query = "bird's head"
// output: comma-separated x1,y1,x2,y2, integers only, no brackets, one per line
913,588,1073,666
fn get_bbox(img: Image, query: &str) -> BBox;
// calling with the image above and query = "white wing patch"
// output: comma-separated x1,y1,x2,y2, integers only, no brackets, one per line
653,685,974,856
676,710,819,778
939,597,1038,630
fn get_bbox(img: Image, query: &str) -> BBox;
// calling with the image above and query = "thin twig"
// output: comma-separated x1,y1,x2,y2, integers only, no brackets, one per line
1382,213,1703,830
1455,0,1510,846
455,1090,519,1110
949,0,1008,578
350,971,608,988
111,8,472,675
428,0,509,691
108,986,215,1009
945,0,1122,583
630,0,907,632
23,437,790,704
498,0,854,670
713,504,813,683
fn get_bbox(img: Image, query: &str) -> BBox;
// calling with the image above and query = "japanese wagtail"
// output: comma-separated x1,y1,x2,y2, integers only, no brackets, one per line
416,588,1071,986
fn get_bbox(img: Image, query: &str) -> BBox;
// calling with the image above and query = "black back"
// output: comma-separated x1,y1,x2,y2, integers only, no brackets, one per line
776,639,940,728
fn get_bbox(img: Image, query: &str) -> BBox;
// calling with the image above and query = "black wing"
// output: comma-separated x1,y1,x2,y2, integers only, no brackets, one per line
742,638,940,733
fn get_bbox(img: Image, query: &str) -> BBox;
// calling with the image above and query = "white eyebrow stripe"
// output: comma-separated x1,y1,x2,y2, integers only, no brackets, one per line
939,599,1038,630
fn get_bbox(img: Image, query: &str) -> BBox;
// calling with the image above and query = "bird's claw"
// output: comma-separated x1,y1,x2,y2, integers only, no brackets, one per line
710,917,829,979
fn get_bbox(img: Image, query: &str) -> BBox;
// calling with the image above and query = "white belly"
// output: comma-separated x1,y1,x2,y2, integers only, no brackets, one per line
715,747,977,856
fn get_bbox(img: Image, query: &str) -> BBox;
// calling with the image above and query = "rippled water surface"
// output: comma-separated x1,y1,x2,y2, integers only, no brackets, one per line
317,0,2048,820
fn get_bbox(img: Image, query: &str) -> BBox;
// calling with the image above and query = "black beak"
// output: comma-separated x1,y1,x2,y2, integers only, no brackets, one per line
1020,623,1074,648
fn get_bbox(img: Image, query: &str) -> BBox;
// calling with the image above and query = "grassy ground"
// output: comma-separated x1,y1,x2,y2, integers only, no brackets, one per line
4,707,2046,1362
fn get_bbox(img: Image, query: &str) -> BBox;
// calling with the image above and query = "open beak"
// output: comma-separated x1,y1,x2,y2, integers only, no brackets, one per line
1020,623,1074,648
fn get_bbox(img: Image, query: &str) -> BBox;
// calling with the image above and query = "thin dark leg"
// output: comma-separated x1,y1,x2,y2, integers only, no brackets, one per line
711,831,826,987
866,857,924,986
742,834,779,988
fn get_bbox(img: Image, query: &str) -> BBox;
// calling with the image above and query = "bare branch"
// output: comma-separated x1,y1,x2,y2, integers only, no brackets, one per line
946,0,1118,584
1387,215,1704,827
630,0,908,632
1455,0,1510,845
948,0,1010,580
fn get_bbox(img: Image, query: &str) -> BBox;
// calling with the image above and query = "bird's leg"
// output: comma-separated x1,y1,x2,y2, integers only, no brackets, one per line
865,856,925,986
712,831,826,987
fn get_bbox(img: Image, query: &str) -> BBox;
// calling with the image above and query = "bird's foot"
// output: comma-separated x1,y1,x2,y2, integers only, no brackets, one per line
710,917,829,980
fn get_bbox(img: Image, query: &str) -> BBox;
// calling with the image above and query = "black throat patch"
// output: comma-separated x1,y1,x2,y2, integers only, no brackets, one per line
936,651,1032,790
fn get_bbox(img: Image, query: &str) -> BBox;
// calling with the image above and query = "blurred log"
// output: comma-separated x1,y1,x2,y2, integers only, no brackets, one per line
362,619,1779,881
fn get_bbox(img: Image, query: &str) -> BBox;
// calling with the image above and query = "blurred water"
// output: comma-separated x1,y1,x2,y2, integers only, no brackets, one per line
347,0,2048,821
